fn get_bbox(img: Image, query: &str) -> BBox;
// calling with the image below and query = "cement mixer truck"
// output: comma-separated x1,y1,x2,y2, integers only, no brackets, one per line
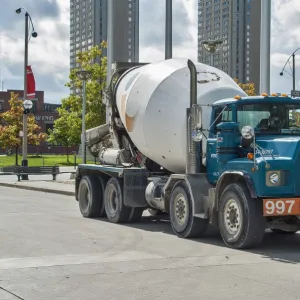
75,58,300,249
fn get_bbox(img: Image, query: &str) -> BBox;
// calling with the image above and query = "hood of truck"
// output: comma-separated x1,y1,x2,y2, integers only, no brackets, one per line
226,136,300,197
250,136,300,197
255,136,300,160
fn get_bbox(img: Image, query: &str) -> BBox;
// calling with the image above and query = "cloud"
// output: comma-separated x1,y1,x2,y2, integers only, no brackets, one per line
0,0,69,103
270,0,300,93
1,0,300,103
139,0,197,62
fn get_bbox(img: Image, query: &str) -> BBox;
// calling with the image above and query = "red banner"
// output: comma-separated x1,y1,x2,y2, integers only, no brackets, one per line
26,65,35,99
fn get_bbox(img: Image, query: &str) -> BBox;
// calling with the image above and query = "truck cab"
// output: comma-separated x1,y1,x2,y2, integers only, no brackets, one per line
202,94,300,247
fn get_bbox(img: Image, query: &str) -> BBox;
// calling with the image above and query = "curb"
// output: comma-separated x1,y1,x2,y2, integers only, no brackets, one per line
0,182,75,196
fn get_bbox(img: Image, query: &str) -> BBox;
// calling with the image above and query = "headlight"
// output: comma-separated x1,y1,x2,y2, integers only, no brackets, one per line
241,126,254,140
266,171,285,187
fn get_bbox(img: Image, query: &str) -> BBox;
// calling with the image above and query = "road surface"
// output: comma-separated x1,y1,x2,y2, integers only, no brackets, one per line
0,187,300,300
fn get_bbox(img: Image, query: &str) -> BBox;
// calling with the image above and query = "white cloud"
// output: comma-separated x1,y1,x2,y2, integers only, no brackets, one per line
0,0,69,102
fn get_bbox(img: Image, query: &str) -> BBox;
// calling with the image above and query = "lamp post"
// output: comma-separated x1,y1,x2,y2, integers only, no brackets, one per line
201,39,223,67
165,0,172,59
279,48,300,93
16,7,38,180
76,70,92,164
260,0,271,94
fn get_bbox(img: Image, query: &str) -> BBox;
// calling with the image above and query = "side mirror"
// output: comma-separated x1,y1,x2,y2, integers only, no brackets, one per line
191,104,202,130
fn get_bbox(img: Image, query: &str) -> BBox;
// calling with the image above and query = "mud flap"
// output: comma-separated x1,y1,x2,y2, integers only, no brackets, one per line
123,169,149,208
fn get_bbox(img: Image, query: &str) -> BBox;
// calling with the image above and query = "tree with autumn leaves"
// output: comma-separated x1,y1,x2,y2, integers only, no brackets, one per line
234,78,256,96
0,92,47,162
47,42,107,158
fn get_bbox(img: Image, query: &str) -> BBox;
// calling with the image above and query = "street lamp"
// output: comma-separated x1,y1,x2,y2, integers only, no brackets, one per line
201,39,223,67
23,100,33,114
16,7,38,180
279,47,300,93
76,70,92,164
165,0,172,59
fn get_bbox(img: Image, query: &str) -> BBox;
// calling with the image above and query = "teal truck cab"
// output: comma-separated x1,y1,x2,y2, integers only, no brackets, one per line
205,94,300,248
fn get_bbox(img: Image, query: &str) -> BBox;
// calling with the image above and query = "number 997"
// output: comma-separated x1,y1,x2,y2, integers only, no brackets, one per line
264,200,295,216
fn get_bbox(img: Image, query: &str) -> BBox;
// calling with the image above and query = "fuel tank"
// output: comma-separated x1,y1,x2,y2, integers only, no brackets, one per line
115,58,247,173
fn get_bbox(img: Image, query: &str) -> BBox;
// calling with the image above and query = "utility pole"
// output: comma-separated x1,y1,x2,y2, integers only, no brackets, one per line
16,7,38,179
106,0,113,124
259,0,271,94
293,53,296,91
22,12,29,178
165,0,172,59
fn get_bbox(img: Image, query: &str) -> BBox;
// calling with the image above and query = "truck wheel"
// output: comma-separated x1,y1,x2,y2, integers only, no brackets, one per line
78,175,102,218
218,182,266,249
104,177,131,223
128,208,144,223
169,181,208,238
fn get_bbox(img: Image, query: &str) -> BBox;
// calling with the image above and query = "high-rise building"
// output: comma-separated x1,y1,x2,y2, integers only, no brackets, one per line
197,0,261,92
70,0,139,78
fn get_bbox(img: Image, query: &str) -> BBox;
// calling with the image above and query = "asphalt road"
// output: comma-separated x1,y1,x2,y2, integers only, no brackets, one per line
1,187,300,300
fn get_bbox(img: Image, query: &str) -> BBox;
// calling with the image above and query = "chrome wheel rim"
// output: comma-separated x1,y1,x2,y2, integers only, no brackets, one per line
224,198,243,237
80,183,90,212
106,184,118,215
174,193,188,224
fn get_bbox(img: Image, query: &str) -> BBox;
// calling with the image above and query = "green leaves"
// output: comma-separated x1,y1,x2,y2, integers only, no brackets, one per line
48,41,107,148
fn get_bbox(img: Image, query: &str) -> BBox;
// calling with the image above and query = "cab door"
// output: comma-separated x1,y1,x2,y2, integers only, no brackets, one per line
206,106,233,184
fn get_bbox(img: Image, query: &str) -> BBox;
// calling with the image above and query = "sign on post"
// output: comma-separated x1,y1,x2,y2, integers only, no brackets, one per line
291,90,300,97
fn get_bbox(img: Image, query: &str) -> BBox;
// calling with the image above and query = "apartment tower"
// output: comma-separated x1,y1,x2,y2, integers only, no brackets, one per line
198,0,261,91
70,0,139,91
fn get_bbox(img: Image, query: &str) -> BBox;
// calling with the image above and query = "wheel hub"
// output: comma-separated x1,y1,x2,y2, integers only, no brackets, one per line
224,199,242,236
175,196,187,224
106,185,118,214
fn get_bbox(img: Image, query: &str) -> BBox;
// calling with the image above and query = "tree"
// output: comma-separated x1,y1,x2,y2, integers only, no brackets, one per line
47,105,81,162
0,92,47,164
234,78,256,96
48,41,108,152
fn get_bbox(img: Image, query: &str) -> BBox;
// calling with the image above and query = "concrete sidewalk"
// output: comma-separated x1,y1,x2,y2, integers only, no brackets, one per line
0,166,76,196
0,179,75,196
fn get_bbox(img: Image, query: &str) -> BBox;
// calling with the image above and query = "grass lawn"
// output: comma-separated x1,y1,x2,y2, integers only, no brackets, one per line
0,154,95,168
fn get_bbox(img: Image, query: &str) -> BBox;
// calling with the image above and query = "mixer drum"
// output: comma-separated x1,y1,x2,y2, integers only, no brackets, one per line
115,58,247,173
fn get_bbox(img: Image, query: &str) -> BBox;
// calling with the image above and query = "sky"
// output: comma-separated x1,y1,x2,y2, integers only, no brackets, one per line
0,0,299,104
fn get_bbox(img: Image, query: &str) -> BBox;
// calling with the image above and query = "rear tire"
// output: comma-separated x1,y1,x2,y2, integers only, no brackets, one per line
104,177,131,223
78,175,103,218
218,182,266,249
169,181,208,238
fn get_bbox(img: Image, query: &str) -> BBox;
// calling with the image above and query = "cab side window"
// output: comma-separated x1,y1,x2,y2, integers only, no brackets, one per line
213,106,232,135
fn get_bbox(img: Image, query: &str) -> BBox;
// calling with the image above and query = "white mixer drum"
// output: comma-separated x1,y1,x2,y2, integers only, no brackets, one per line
115,58,247,173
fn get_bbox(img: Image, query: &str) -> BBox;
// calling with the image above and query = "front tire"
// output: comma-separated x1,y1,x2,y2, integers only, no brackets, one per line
169,181,208,238
218,182,266,249
78,175,103,218
104,177,131,223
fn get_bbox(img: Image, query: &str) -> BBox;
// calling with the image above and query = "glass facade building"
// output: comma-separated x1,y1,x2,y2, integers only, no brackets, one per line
198,0,261,91
70,0,139,93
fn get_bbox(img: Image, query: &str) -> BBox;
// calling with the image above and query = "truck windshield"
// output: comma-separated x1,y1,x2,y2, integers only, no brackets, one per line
237,102,300,135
